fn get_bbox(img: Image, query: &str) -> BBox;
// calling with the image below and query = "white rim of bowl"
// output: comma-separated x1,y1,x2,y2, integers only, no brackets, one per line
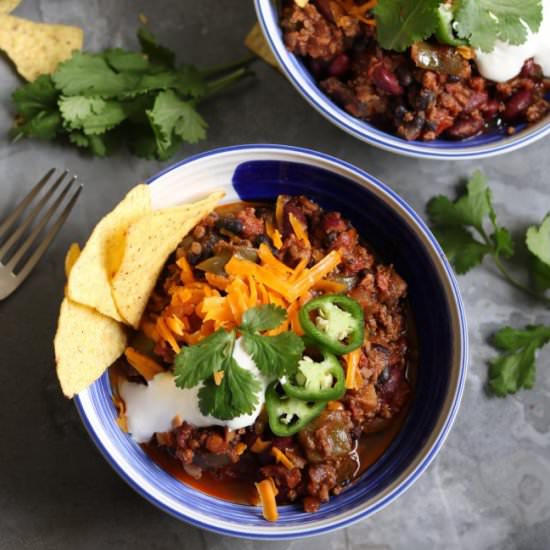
75,144,469,539
254,0,550,160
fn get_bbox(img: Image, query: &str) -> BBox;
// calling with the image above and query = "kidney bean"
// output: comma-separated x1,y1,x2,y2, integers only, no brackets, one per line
521,58,542,79
328,53,350,78
446,116,485,139
504,89,533,120
371,65,404,96
271,436,293,450
464,91,488,113
314,0,334,22
308,58,326,79
483,99,501,119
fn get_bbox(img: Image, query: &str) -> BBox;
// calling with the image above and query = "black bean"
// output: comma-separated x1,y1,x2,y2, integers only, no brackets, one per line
394,104,408,121
415,89,435,111
254,234,272,248
395,65,413,87
215,217,243,235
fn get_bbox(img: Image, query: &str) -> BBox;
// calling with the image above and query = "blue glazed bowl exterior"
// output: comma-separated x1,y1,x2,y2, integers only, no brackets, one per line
74,145,468,539
254,0,550,160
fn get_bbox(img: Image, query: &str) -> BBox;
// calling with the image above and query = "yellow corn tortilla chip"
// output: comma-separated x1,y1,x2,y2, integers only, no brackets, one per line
112,191,225,328
64,242,81,278
0,14,83,81
54,298,127,398
0,0,21,14
245,22,279,70
67,185,151,322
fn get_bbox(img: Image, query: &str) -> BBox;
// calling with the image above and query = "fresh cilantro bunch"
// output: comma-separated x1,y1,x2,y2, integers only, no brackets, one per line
373,0,543,53
427,172,550,397
173,305,305,420
11,28,254,160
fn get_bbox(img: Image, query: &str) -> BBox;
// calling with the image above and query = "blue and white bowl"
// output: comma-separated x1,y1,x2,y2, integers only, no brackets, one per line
75,145,468,539
255,0,550,160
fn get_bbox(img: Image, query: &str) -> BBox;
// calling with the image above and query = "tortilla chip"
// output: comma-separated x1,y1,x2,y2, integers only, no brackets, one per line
112,191,225,328
67,185,151,322
64,242,81,278
0,14,83,81
54,298,127,398
0,0,21,14
245,23,279,70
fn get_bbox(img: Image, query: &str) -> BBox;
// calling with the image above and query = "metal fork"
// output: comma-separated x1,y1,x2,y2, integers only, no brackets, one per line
0,169,82,300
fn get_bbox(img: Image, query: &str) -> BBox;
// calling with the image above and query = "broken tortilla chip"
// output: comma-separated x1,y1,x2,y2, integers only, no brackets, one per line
0,0,21,14
67,184,151,322
245,23,279,70
0,14,83,81
112,191,225,328
54,298,127,398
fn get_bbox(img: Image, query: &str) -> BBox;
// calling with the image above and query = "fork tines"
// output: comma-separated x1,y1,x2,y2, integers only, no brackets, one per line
0,169,82,300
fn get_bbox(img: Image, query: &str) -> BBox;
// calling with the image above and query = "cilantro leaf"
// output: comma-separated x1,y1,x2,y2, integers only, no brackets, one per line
527,213,550,267
198,357,261,420
240,304,287,333
147,89,206,154
427,171,515,273
374,0,441,52
60,96,127,136
52,52,139,97
428,171,491,232
242,331,304,378
104,49,150,74
432,226,490,274
173,66,207,99
174,329,235,389
12,111,62,140
58,96,107,128
137,27,176,70
526,213,550,290
455,0,543,52
489,325,550,396
12,75,58,118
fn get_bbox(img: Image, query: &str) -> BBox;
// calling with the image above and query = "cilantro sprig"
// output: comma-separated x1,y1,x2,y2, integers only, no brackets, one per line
174,305,304,420
10,28,254,160
427,172,550,397
373,0,543,53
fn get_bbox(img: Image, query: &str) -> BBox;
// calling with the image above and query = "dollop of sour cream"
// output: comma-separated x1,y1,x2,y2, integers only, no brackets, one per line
475,0,550,82
119,338,267,443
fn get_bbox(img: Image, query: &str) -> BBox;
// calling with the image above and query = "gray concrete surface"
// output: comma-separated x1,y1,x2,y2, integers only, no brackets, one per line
0,1,549,549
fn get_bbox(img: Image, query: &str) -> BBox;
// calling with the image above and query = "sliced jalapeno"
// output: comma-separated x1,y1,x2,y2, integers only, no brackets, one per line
281,350,345,402
434,3,467,46
265,381,327,437
299,294,364,355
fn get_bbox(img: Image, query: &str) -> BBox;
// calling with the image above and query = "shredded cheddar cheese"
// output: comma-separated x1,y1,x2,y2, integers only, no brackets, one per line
271,447,294,470
147,220,342,352
124,347,164,380
255,478,279,522
344,348,363,390
251,438,272,453
288,213,310,247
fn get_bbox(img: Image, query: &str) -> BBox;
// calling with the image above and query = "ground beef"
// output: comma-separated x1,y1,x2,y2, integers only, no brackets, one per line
306,463,338,502
281,1,550,141
281,3,345,60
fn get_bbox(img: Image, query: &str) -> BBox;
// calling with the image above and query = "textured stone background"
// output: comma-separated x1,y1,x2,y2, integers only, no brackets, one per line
0,2,549,549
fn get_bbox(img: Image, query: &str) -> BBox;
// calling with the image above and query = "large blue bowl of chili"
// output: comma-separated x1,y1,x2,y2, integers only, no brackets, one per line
74,144,468,539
